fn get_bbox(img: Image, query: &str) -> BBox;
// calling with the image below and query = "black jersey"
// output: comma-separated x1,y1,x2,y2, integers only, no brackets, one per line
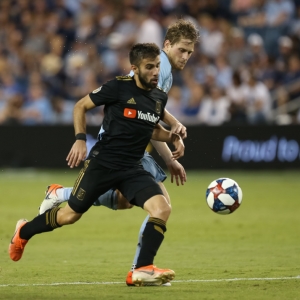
88,75,168,169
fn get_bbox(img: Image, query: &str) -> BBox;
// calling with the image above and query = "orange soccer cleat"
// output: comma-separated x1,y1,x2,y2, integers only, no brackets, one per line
9,219,28,261
126,271,134,286
131,265,175,286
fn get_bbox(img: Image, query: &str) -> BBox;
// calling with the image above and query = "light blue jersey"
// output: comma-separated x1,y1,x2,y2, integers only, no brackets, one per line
158,50,172,93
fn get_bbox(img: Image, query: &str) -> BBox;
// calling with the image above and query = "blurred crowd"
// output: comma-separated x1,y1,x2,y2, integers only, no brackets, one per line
1,0,300,127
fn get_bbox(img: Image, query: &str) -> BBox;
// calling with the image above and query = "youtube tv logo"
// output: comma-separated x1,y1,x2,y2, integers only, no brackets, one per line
124,108,137,118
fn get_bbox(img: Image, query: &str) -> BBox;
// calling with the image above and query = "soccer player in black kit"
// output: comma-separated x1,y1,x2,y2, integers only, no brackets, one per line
9,43,184,286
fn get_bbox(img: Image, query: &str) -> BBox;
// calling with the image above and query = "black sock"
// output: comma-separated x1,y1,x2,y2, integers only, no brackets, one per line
20,207,61,240
136,217,166,269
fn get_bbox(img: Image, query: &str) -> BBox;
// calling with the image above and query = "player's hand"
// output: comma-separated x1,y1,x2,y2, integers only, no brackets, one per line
166,160,187,186
171,133,185,160
170,121,187,139
66,140,87,168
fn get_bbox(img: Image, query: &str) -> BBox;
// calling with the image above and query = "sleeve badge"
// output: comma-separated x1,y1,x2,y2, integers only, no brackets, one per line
92,86,102,94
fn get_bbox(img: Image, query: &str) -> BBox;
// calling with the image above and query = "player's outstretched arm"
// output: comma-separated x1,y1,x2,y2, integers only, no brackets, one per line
151,124,185,159
167,160,187,186
161,109,187,139
150,140,174,162
66,95,96,168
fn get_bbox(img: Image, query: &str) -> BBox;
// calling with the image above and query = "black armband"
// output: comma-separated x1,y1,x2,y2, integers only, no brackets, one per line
75,133,87,141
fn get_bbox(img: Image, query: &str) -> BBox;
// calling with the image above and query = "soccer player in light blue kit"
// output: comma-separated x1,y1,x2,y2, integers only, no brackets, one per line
38,19,199,286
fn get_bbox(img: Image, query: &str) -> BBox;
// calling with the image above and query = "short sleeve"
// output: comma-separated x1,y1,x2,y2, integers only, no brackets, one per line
158,66,168,90
158,53,172,93
89,79,118,106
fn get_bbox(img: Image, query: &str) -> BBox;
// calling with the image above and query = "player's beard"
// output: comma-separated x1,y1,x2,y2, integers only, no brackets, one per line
138,71,157,90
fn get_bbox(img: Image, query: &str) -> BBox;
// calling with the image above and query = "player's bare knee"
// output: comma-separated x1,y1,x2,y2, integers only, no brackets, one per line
144,195,171,221
152,205,171,220
158,202,171,218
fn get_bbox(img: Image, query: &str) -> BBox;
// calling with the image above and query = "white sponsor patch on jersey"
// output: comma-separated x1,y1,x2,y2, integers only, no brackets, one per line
137,111,160,123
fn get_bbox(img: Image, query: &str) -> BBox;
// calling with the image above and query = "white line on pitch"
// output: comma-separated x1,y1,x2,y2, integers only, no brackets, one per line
0,276,300,287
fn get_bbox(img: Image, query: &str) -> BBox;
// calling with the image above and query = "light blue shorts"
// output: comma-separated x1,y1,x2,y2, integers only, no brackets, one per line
141,152,167,182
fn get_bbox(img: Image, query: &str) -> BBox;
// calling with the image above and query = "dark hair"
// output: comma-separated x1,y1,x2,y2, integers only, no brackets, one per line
129,43,161,66
164,19,199,45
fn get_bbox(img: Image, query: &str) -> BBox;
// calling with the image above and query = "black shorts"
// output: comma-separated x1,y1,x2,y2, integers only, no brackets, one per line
68,159,163,213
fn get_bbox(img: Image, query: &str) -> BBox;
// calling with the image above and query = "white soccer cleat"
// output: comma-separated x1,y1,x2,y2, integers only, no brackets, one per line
38,184,64,215
126,270,172,287
132,265,175,287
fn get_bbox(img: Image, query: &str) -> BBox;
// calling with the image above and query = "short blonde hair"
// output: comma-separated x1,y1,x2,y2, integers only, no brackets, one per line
164,19,199,45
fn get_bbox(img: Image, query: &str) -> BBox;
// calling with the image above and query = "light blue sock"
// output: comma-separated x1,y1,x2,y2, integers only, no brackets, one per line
62,188,72,201
131,214,150,271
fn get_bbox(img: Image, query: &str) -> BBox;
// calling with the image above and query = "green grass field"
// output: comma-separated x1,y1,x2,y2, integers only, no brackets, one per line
0,169,299,300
